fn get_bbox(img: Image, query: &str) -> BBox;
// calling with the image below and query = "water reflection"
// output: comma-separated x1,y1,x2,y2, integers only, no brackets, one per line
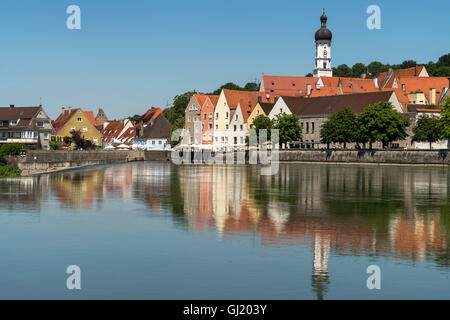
0,162,449,299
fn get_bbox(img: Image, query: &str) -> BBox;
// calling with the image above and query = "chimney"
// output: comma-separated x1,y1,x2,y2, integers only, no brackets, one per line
306,84,312,96
10,104,14,108
430,88,436,105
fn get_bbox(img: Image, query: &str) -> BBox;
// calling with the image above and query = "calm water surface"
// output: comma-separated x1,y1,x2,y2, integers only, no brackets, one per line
0,162,449,299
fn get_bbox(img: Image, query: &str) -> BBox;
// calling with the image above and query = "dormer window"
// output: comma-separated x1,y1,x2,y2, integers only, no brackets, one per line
10,120,18,126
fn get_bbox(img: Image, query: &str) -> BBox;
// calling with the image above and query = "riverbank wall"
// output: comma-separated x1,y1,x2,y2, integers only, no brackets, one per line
277,149,450,165
10,149,449,176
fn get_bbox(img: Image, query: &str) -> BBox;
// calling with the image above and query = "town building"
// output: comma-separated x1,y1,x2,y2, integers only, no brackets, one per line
0,105,53,150
100,119,136,147
133,113,172,150
213,89,260,151
269,91,403,148
247,102,275,128
183,94,208,146
200,95,219,147
95,108,109,126
52,107,103,147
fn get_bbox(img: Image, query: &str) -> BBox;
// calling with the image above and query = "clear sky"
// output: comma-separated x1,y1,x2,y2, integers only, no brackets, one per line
0,0,448,119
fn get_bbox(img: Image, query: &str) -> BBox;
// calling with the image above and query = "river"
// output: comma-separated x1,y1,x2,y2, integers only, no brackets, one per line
0,162,449,299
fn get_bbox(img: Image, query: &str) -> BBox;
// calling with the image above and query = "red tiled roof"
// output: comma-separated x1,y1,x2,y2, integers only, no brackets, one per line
261,75,319,94
194,94,209,107
378,66,427,89
309,86,341,97
397,77,448,103
223,89,260,110
83,111,97,126
52,108,79,133
339,78,378,94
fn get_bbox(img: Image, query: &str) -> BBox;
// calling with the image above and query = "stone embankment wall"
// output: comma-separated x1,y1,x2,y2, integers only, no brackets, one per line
277,149,450,165
13,150,146,175
9,149,449,176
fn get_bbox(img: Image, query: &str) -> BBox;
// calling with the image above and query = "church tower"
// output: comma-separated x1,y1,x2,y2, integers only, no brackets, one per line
313,9,333,78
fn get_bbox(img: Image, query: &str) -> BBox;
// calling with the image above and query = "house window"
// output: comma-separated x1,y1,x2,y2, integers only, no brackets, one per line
215,113,219,120
93,138,98,144
209,123,213,130
226,125,229,130
77,117,82,122
234,125,237,132
82,127,88,132
71,126,76,131
44,133,49,140
215,124,218,130
240,125,243,131
256,110,260,115
225,112,229,119
209,134,212,141
209,112,212,119
204,113,207,120
235,114,238,120
306,123,309,134
36,121,44,127
10,120,17,126
203,134,206,141
312,123,315,134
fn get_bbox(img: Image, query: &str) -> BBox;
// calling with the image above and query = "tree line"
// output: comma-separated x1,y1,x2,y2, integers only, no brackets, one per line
251,99,450,150
306,53,450,78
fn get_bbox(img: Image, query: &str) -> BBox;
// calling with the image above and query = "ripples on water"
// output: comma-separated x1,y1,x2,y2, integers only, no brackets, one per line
0,162,449,299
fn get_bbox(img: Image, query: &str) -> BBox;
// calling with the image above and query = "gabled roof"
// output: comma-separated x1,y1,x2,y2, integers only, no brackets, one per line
397,77,448,102
339,78,378,94
194,94,209,107
261,75,319,94
52,108,99,133
259,102,275,115
140,107,162,125
139,114,172,139
204,95,219,108
222,89,260,110
281,91,395,117
0,106,41,121
52,108,79,131
377,66,428,89
84,111,97,126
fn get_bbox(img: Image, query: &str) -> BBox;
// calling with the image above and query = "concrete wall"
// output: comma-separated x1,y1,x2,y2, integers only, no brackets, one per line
277,149,450,165
15,150,146,173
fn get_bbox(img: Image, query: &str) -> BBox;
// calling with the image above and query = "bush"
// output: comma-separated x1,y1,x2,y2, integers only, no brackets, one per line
0,164,21,177
50,142,62,150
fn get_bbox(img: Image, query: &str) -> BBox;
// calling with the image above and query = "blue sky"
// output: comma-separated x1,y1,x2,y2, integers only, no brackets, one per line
0,0,448,119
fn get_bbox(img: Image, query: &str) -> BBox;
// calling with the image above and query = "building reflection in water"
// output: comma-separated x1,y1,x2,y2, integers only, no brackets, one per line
0,163,448,299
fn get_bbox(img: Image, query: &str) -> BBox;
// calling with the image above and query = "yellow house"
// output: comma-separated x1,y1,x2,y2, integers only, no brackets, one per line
247,102,275,128
52,108,103,147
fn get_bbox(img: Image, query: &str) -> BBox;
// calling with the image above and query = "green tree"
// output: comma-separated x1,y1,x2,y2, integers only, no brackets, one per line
368,61,388,76
412,114,442,149
243,82,260,91
163,91,196,124
70,130,95,150
352,63,367,78
399,60,417,69
320,107,357,149
356,101,410,149
128,114,142,123
437,53,450,67
169,116,185,147
273,114,302,148
333,64,352,77
252,115,273,142
439,98,450,140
